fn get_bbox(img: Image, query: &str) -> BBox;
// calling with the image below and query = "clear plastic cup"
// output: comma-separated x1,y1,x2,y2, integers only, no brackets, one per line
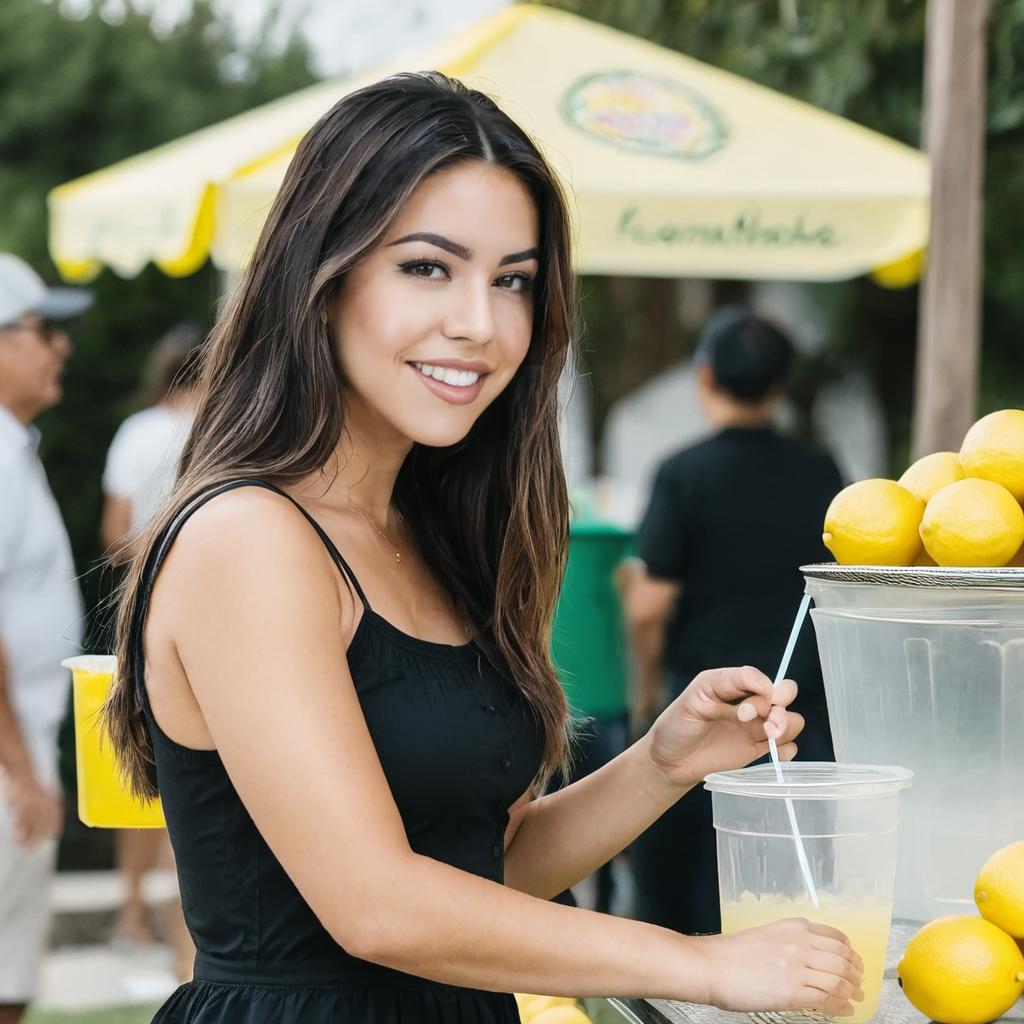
62,656,165,829
706,763,912,1023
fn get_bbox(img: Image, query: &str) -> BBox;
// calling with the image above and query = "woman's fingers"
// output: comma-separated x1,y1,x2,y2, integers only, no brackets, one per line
700,666,775,705
735,677,798,724
771,678,799,708
741,705,803,747
807,921,855,947
811,933,865,975
806,949,865,998
797,981,857,1018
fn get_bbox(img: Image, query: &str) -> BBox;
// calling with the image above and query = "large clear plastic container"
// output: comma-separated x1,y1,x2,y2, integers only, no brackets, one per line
803,564,1024,924
707,762,912,1024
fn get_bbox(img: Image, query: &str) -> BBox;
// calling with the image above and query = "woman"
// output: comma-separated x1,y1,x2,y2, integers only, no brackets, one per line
104,72,864,1022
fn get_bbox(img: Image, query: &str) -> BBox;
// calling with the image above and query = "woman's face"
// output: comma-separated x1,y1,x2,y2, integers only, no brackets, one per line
332,161,540,449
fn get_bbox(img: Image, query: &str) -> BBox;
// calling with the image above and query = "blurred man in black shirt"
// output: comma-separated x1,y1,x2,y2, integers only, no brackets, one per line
624,306,843,934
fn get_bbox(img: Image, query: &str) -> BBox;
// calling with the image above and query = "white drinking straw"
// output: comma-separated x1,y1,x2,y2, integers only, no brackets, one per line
768,593,820,907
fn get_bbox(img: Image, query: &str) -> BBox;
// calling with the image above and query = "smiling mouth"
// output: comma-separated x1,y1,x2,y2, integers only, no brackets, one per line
411,361,485,388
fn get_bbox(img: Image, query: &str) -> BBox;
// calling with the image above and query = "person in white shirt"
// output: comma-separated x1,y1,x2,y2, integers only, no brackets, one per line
101,323,203,964
0,252,91,1024
102,324,203,551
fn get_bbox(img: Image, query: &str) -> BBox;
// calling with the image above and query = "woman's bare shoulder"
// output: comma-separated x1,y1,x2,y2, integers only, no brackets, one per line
155,484,352,621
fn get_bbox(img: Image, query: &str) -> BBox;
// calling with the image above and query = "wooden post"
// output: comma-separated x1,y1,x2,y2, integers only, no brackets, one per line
911,0,989,458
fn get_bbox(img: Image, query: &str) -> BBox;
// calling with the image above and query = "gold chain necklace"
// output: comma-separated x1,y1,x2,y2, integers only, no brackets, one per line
349,500,402,564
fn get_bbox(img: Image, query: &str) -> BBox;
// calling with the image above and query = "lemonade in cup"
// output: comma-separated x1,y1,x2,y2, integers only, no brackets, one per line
705,763,912,1022
62,655,164,828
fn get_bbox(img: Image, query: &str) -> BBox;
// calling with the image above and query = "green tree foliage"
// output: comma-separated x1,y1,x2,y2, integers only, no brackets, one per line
544,0,1024,463
0,0,316,631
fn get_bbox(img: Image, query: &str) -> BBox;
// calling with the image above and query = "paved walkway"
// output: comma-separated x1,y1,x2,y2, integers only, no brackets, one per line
36,870,179,1010
37,944,177,1010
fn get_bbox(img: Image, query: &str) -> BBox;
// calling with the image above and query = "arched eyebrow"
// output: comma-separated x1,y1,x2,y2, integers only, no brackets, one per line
388,232,539,266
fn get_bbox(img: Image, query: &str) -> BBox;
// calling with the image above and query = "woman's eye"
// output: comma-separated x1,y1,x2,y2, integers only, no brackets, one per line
496,272,535,293
400,260,448,280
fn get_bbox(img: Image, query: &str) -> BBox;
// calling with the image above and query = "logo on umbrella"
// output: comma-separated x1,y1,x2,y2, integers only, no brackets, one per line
561,70,728,160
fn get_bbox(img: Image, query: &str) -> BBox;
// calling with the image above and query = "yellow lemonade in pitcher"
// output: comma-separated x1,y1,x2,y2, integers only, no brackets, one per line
720,892,891,1022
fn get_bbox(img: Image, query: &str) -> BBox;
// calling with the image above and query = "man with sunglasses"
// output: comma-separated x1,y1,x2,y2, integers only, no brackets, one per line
0,252,92,1023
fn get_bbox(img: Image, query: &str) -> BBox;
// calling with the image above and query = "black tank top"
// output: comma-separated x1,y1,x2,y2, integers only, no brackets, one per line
134,480,546,1023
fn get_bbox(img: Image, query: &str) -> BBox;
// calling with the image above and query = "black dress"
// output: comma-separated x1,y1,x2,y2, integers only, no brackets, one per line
133,480,546,1023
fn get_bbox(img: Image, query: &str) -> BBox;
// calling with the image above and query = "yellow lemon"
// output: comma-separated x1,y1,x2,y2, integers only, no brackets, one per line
960,409,1024,500
899,451,965,503
975,841,1024,939
514,993,534,1016
897,916,1024,1023
920,479,1024,567
822,479,924,565
530,1008,591,1024
871,247,925,289
519,996,578,1022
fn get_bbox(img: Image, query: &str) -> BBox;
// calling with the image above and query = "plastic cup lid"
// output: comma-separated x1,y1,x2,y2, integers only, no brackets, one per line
704,761,913,799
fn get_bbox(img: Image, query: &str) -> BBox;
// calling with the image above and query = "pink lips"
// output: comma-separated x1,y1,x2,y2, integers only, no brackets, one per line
409,362,489,406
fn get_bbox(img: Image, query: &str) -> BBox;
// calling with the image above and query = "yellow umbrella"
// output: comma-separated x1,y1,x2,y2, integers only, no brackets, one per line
49,3,928,283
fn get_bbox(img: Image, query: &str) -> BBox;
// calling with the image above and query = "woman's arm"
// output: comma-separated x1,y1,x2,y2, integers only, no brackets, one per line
151,490,858,1015
503,667,801,900
100,493,132,555
503,735,686,900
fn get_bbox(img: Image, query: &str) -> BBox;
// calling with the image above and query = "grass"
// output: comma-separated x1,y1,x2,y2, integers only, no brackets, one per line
25,1005,162,1024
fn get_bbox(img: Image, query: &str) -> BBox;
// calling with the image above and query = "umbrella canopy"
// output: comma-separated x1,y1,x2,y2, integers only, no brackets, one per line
49,3,928,283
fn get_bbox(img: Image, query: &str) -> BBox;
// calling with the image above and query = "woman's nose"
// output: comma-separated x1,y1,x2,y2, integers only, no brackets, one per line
442,280,495,345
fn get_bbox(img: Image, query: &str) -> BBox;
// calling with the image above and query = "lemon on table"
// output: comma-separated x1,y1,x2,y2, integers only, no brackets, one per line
530,1008,591,1024
899,451,965,503
897,915,1024,1024
518,995,578,1022
823,479,924,565
960,409,1024,500
975,841,1024,939
919,478,1024,567
515,993,535,1017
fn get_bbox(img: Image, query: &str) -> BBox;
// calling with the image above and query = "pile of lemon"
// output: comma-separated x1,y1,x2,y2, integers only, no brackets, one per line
514,994,591,1024
823,409,1024,567
898,841,1024,1023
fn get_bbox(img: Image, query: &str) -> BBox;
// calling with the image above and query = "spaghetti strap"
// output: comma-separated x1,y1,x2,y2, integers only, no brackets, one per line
254,482,372,611
130,478,371,715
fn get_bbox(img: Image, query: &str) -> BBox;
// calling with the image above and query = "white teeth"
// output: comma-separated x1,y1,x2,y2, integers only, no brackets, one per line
412,363,481,388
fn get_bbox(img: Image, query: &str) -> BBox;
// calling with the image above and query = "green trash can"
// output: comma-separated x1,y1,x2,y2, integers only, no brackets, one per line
551,522,635,719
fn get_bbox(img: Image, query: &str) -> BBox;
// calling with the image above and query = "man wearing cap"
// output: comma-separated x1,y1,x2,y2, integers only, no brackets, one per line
0,252,91,1021
623,305,843,936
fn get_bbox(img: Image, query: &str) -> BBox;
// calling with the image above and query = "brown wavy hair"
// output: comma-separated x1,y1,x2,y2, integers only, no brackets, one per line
104,71,575,799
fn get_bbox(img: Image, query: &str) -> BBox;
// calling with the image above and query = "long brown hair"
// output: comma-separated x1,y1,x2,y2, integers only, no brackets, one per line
105,71,575,798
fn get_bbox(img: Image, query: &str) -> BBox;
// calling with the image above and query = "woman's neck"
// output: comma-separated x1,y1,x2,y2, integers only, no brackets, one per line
294,407,413,526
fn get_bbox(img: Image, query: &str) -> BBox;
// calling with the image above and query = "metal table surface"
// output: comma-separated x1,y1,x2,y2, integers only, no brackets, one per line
604,922,1024,1024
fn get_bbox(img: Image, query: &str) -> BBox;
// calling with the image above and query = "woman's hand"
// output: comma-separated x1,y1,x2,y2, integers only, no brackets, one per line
643,666,804,789
701,918,865,1017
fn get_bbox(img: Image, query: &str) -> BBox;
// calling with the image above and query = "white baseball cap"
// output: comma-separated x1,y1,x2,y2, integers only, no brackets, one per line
0,252,93,326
